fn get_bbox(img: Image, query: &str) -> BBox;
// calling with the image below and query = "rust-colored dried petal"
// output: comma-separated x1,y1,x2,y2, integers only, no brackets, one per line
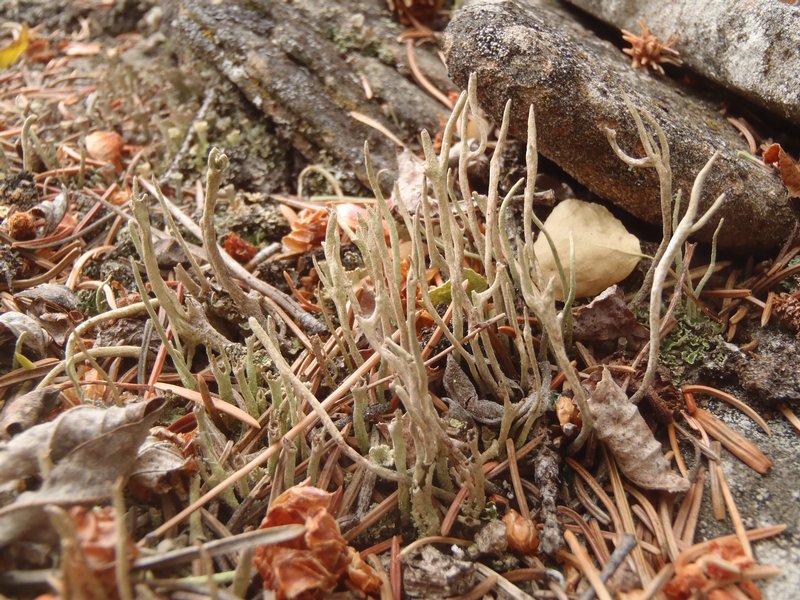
223,232,257,263
346,547,382,594
64,506,139,600
253,485,379,598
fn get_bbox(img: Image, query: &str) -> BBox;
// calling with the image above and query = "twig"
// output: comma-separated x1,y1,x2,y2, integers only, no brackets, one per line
578,533,636,600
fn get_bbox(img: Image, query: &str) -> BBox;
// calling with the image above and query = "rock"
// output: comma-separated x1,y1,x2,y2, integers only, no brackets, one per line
694,403,800,599
563,0,800,126
443,0,794,253
736,327,800,407
172,0,451,192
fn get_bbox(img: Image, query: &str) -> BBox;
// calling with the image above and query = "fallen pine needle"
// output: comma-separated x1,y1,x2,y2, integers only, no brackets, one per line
693,408,773,474
682,384,771,435
778,404,800,432
562,530,612,600
153,382,260,429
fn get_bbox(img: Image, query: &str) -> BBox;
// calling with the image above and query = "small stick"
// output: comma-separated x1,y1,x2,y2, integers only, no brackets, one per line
578,533,636,600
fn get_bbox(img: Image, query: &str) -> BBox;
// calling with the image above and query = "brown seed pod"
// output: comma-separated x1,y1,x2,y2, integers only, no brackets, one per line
588,368,690,493
6,210,37,240
503,509,539,555
85,130,124,172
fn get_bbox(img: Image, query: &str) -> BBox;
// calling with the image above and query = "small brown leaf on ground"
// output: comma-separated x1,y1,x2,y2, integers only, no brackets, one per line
533,199,641,299
588,368,689,492
572,285,649,348
223,231,258,263
61,506,139,600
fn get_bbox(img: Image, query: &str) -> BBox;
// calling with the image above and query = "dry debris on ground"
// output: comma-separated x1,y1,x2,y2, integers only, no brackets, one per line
0,2,797,599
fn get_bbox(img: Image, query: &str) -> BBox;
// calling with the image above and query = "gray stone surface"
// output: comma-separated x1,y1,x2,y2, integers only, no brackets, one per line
443,0,795,252
695,403,799,599
564,0,800,126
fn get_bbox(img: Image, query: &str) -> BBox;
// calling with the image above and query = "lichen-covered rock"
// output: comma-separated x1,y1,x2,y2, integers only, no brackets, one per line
564,0,800,126
443,0,794,252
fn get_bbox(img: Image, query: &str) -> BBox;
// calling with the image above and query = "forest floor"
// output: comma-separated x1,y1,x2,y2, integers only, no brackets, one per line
0,1,798,599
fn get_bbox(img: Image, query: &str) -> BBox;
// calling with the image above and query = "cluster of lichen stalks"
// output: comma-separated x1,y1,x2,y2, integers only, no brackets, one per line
58,74,724,539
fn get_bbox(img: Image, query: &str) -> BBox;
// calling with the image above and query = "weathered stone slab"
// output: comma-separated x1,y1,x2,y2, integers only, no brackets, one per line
443,0,795,252
564,0,800,126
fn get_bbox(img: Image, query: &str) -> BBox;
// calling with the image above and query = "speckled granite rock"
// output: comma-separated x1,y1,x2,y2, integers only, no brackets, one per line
443,0,795,252
564,0,800,126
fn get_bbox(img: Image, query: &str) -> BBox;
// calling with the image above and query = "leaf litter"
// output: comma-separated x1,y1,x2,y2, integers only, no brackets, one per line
0,3,794,599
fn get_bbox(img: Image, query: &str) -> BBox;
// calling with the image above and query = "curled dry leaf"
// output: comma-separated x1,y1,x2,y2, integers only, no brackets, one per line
85,130,124,172
588,368,689,493
0,397,167,545
391,148,426,213
503,509,539,555
15,283,81,312
0,386,61,438
763,143,800,198
61,506,139,600
30,192,68,237
533,199,641,300
443,354,504,425
128,429,195,498
253,485,380,599
0,310,51,355
281,204,367,255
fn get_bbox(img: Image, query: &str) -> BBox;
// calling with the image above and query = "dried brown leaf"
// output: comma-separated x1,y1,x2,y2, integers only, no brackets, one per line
573,285,649,348
588,368,689,493
763,143,800,198
128,430,194,497
0,397,167,545
0,386,61,438
0,310,51,355
62,506,139,600
391,148,426,213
